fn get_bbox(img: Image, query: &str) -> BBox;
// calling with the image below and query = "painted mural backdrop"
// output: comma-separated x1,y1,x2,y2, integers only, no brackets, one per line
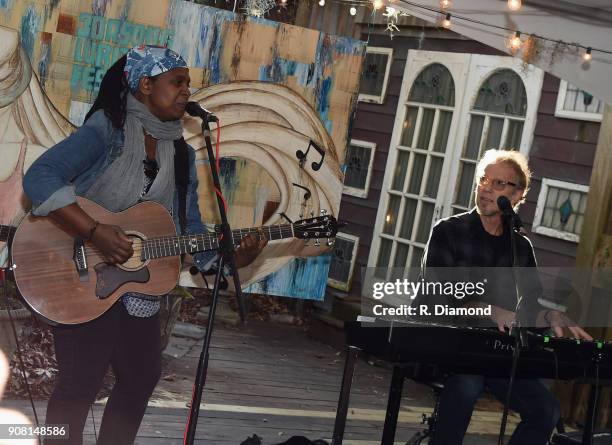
0,0,365,299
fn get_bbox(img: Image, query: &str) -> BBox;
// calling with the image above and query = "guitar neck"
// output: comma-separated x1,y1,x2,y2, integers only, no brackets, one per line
0,225,16,243
141,223,295,260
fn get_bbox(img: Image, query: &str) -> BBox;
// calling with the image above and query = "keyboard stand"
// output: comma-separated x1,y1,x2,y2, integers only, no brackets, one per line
381,365,405,444
332,345,359,444
332,346,409,445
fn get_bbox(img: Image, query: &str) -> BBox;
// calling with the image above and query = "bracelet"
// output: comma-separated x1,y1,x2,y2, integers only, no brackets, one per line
87,221,100,240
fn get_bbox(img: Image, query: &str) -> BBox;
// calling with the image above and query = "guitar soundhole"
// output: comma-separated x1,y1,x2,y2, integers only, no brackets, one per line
117,232,147,271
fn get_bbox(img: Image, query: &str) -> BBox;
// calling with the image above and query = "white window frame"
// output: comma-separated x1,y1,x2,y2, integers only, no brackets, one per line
554,80,603,122
365,51,470,290
358,47,393,104
343,139,376,199
532,178,589,243
444,57,543,215
327,232,360,292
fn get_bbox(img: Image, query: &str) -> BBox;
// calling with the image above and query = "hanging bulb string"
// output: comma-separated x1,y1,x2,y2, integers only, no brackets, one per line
301,0,610,57
395,0,612,56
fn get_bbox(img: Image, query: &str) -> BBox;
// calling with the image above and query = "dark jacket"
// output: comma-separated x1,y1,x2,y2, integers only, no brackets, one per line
416,208,544,325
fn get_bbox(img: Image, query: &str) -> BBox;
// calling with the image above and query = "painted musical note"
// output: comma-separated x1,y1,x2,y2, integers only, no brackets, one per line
295,139,326,171
291,182,312,201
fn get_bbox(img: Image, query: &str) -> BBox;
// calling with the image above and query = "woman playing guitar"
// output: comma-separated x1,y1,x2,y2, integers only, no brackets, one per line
22,46,266,445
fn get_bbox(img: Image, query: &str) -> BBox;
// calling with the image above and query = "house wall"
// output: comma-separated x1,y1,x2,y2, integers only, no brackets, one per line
522,73,599,266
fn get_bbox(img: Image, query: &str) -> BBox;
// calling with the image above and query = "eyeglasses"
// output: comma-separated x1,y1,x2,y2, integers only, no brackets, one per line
478,175,517,191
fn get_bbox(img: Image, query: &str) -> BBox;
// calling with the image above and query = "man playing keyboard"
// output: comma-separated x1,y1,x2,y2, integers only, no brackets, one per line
420,149,591,445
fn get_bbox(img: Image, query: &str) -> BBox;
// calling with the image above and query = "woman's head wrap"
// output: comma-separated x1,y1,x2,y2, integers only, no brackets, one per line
124,45,187,93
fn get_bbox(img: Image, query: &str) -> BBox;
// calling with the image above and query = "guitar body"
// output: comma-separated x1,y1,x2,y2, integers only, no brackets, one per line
11,197,180,325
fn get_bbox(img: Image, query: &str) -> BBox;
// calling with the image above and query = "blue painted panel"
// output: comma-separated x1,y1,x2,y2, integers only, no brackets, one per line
245,254,332,300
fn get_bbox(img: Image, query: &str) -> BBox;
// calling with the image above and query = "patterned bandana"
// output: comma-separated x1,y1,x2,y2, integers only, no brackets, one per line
124,45,187,93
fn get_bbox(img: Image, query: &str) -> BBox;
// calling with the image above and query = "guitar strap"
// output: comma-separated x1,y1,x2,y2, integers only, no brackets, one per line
173,137,189,235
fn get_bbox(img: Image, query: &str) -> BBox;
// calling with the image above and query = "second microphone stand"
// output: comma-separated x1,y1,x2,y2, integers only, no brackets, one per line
498,210,527,445
184,116,246,444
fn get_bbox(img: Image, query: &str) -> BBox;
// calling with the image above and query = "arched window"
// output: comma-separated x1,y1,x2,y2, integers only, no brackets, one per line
408,63,455,107
453,69,527,213
376,63,456,276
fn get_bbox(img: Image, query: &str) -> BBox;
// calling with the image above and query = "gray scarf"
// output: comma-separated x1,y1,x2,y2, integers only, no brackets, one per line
85,94,183,213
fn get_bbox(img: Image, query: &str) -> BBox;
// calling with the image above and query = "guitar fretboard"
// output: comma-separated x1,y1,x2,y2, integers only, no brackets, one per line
140,224,296,260
0,225,16,243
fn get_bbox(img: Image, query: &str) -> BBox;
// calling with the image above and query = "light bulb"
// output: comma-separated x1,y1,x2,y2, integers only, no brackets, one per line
509,31,522,51
442,13,451,29
508,0,521,11
583,47,592,61
350,5,357,15
440,0,452,9
373,0,384,10
319,0,325,5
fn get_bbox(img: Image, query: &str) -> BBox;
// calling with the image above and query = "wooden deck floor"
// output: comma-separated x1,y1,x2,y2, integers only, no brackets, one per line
6,320,515,444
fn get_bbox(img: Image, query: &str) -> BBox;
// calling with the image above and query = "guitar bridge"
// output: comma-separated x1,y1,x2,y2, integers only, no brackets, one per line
73,238,89,282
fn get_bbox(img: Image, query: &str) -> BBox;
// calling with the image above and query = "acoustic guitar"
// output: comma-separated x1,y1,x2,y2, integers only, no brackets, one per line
11,197,337,325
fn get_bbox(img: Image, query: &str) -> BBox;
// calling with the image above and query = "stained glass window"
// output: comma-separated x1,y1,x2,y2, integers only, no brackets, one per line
359,47,393,104
343,140,376,198
408,63,455,106
473,70,527,116
533,179,589,242
555,80,604,122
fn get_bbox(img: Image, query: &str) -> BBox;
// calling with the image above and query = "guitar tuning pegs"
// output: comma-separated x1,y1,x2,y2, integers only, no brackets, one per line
327,239,334,246
314,239,320,247
320,209,327,215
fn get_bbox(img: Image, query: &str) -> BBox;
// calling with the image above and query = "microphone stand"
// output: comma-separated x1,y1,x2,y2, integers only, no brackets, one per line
498,210,527,445
184,116,246,444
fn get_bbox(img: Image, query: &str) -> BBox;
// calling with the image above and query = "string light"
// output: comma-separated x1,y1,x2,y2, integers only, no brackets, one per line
442,12,451,29
319,0,606,67
280,0,287,4
507,0,522,11
509,30,522,52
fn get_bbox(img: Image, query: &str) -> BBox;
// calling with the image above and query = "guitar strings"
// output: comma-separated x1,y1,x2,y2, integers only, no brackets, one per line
68,220,326,261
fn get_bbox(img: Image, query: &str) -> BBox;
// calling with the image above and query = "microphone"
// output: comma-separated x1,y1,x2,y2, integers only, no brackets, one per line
185,101,218,122
497,196,523,229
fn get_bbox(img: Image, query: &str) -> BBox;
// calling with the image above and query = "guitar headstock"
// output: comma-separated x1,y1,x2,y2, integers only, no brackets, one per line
293,211,339,246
